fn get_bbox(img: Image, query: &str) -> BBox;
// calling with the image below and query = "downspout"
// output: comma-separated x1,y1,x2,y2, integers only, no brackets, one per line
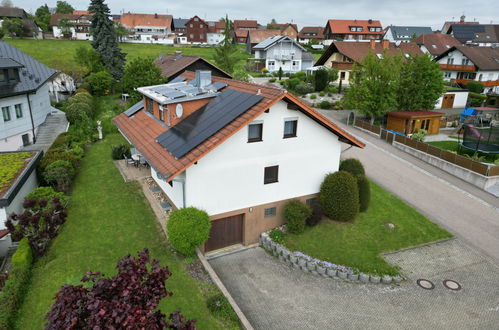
181,180,186,208
26,93,36,144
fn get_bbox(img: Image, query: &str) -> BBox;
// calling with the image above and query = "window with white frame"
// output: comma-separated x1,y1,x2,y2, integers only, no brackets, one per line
444,72,451,78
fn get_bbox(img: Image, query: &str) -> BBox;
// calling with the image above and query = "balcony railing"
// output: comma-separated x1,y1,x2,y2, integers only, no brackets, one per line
451,79,499,87
439,64,477,71
331,61,353,70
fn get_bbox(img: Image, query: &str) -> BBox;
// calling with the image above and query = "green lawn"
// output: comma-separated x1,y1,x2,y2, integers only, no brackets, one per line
16,134,228,329
427,140,460,152
282,181,452,276
6,39,250,75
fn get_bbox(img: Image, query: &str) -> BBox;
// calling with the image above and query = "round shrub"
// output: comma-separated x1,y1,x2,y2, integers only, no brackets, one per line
111,144,131,160
39,151,78,172
310,94,317,99
43,160,76,193
318,100,331,109
167,207,211,255
206,294,239,323
65,103,91,124
306,203,324,227
85,70,113,96
268,78,276,83
357,175,371,212
339,158,365,177
465,81,484,94
319,171,359,222
284,200,311,234
67,145,84,159
269,229,285,244
294,83,314,95
319,91,325,97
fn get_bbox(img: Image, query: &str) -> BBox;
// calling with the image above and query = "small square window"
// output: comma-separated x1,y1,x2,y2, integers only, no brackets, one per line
264,207,276,217
2,106,10,121
248,123,263,142
283,120,297,138
264,165,278,184
146,98,154,113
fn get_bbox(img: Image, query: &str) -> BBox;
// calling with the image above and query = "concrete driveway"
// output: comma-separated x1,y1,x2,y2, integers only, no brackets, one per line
210,240,499,329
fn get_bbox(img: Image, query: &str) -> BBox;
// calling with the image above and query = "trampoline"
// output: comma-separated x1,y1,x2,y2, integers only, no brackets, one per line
460,123,499,154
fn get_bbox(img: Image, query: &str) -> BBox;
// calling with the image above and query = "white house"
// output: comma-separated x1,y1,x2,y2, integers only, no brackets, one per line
435,45,499,94
118,13,175,44
0,151,42,257
50,12,92,40
434,90,469,109
0,41,58,151
253,35,315,73
383,26,432,45
113,70,364,252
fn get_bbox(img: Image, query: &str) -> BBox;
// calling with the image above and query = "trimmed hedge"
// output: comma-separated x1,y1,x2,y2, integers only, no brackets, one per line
284,200,312,234
0,238,33,329
319,171,359,222
339,158,365,177
167,207,211,255
357,175,371,212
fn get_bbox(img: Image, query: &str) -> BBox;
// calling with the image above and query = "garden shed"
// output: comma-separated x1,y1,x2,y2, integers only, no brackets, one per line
387,111,444,136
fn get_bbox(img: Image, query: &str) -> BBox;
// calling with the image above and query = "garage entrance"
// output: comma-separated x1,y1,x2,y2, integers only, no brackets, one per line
205,214,244,252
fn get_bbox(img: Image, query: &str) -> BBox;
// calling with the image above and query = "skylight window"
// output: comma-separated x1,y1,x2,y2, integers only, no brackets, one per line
432,45,437,48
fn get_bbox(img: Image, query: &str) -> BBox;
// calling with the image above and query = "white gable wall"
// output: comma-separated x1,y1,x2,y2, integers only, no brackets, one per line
184,99,342,216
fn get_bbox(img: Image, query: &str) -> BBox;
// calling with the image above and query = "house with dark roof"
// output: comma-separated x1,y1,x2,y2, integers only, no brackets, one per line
315,40,423,84
172,18,189,44
323,19,383,45
383,26,432,45
441,15,479,34
446,24,499,47
298,26,325,44
118,13,174,44
0,41,58,151
252,35,315,73
415,33,461,58
435,45,499,94
113,70,364,251
0,150,43,257
0,6,42,39
50,11,92,40
154,52,232,82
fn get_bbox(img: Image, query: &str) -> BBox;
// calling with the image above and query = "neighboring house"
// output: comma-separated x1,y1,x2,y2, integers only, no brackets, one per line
253,35,315,73
315,40,423,84
298,26,325,44
441,15,479,34
323,19,383,45
118,13,174,44
446,24,499,47
415,33,461,58
0,150,43,258
172,18,189,44
50,11,92,40
185,15,208,43
246,29,281,53
383,26,433,45
47,72,76,103
0,6,42,39
233,19,259,44
233,29,249,44
267,23,299,40
0,41,58,151
435,45,499,94
113,70,364,251
154,52,232,82
207,21,226,45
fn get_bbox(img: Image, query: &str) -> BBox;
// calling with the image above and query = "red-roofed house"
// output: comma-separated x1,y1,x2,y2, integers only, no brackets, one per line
415,33,461,58
298,26,324,44
113,70,364,252
185,15,209,43
50,11,92,40
118,13,174,44
233,19,259,44
323,19,383,45
206,21,226,45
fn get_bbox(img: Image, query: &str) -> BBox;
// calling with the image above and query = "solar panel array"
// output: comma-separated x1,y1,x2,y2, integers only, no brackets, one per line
156,89,263,158
452,25,485,40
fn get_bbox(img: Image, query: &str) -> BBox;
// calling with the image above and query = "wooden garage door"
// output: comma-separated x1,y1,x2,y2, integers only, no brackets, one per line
205,214,244,252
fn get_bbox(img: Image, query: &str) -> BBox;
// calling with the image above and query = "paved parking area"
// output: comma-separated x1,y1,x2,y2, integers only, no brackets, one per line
210,239,499,329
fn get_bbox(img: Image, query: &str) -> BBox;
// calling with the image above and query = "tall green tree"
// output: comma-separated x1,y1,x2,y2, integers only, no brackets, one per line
344,51,403,121
88,0,125,82
123,57,164,102
58,17,75,37
74,46,105,75
214,15,238,74
2,18,24,37
35,4,51,32
113,21,128,42
55,1,74,14
396,54,445,110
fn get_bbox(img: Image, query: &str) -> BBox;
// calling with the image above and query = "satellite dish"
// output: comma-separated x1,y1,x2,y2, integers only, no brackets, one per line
176,104,183,118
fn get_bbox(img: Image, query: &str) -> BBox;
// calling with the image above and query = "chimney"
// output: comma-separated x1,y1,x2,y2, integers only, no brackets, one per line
370,39,376,50
368,19,373,24
195,70,212,88
382,39,389,49
155,13,158,18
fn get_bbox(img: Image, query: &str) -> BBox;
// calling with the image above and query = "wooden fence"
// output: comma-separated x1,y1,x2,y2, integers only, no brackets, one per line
354,119,381,135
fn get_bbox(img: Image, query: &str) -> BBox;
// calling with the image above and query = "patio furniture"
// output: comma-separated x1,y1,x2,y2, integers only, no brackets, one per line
131,154,141,167
124,155,135,167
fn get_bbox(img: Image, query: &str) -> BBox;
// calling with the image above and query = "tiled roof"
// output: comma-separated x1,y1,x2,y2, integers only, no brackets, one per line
0,229,9,239
234,20,258,29
247,29,281,44
73,10,90,15
315,40,423,65
234,29,248,38
415,33,461,56
50,13,79,25
441,20,478,34
326,19,383,35
298,26,324,39
388,26,433,41
113,72,364,181
450,24,499,44
207,21,226,33
268,23,298,32
435,45,499,70
119,13,173,28
154,54,231,79
0,6,25,18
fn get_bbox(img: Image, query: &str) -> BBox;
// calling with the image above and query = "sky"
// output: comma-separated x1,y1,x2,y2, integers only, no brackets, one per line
18,0,499,31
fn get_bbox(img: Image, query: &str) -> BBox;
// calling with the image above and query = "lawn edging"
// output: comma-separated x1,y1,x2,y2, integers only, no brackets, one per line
260,232,403,285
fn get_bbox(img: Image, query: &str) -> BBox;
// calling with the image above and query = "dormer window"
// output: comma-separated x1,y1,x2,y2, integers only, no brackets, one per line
0,68,20,84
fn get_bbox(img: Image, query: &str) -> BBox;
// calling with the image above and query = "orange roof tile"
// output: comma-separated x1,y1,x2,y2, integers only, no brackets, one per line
119,13,172,28
234,20,258,30
326,19,383,35
248,29,281,44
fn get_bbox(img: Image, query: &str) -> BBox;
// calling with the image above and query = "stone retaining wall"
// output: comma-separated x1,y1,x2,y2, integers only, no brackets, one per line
260,232,403,285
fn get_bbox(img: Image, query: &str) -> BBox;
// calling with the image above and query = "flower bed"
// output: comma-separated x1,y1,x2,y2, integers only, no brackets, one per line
260,232,403,285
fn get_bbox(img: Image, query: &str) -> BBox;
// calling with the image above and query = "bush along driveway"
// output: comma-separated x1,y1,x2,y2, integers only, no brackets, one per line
15,134,232,329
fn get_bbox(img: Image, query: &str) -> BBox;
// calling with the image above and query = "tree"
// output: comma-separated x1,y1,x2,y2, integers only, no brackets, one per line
58,17,75,37
74,46,104,75
343,51,402,122
45,249,196,329
0,0,13,7
85,70,113,96
328,68,339,83
123,57,164,102
43,160,76,193
35,4,51,32
278,66,283,80
167,207,211,255
319,171,359,222
396,54,444,110
113,21,128,42
88,0,125,83
314,68,329,91
2,18,24,37
5,196,67,256
55,0,74,14
214,15,239,74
